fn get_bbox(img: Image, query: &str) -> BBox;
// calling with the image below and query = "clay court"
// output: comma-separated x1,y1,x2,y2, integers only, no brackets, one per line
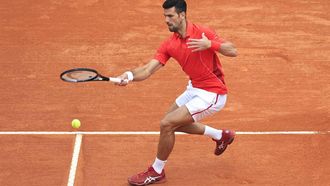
0,0,329,185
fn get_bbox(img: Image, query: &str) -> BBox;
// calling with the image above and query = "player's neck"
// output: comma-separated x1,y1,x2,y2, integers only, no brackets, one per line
177,20,187,38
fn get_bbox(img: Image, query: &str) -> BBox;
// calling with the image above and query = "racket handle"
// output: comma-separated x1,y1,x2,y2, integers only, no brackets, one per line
109,77,129,83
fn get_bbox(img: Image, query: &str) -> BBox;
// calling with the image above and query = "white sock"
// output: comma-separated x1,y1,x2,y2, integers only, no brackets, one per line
204,126,222,140
152,157,167,174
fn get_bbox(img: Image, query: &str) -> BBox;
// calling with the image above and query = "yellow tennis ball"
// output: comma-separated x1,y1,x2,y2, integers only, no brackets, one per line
71,119,81,129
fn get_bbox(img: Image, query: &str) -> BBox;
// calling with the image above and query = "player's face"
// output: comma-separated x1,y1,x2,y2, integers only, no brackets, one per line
164,7,185,32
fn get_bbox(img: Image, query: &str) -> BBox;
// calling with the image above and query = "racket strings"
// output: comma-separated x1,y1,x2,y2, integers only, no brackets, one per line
62,70,97,82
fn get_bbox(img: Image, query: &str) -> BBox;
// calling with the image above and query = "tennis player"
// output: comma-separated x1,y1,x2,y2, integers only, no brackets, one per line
115,0,237,185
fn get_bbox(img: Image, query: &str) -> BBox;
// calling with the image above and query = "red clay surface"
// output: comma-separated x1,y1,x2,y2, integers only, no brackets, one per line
0,0,329,185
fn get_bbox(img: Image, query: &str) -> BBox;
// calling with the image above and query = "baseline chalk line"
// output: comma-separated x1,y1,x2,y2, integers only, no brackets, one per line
0,131,328,135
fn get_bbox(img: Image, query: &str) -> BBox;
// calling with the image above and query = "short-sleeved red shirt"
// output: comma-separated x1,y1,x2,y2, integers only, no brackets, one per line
154,21,227,94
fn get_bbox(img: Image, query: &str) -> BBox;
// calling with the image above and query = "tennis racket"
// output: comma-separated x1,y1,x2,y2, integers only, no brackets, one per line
60,68,125,83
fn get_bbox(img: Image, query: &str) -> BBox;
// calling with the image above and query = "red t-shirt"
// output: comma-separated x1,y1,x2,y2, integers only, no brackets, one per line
154,21,227,94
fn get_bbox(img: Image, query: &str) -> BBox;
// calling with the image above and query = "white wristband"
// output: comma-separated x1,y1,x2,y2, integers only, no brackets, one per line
125,71,134,81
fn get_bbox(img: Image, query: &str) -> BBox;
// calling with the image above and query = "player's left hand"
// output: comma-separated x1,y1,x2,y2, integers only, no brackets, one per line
187,33,211,52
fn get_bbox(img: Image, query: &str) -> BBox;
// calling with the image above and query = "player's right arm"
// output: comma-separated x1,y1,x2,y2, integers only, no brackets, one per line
115,39,170,86
115,59,163,86
131,59,163,81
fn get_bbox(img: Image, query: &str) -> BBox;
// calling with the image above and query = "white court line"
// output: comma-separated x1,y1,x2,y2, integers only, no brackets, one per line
67,134,82,186
0,131,328,135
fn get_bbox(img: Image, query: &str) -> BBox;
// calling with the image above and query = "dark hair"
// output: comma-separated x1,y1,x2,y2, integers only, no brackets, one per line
162,0,187,13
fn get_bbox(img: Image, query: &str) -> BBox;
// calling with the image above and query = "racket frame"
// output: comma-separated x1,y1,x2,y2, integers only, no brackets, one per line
60,68,122,83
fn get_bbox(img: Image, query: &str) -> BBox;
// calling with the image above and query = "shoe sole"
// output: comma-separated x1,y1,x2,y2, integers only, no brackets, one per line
128,178,166,186
228,136,235,144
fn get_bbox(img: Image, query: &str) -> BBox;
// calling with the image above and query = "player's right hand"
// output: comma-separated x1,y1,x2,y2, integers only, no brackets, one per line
115,73,129,86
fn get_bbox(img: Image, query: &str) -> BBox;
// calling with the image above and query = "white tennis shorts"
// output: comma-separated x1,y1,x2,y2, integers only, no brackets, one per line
176,81,227,121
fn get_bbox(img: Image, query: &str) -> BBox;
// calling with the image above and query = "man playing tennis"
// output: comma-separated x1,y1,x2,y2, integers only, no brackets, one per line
116,0,237,185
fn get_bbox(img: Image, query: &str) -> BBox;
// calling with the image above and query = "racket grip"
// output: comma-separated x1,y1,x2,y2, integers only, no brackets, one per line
109,77,129,83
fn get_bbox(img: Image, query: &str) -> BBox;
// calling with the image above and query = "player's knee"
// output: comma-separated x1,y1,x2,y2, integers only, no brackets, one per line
160,118,175,133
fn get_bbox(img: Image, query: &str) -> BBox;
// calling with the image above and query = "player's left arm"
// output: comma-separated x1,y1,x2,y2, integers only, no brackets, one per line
187,30,237,57
218,41,237,57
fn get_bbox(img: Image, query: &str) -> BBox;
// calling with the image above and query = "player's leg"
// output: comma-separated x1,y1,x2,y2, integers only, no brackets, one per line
166,98,225,138
162,95,234,153
157,105,194,160
128,87,234,185
176,122,205,134
175,94,235,156
128,105,194,185
165,102,205,135
164,81,234,154
176,121,227,145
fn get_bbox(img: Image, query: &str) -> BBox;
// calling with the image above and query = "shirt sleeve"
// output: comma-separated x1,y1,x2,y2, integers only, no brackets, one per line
153,39,171,65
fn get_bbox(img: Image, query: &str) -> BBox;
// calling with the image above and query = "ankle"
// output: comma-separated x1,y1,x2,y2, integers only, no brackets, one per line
152,157,167,174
